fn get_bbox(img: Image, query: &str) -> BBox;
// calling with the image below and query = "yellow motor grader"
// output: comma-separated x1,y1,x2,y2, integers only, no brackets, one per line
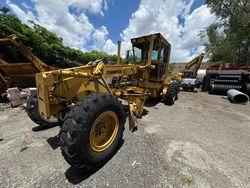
26,33,179,169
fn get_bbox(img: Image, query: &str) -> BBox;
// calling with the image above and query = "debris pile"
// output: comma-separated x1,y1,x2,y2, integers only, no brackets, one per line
0,35,57,105
6,87,36,107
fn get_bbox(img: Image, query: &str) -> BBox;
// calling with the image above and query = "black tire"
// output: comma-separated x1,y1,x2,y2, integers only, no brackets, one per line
201,75,208,92
59,93,126,169
175,82,180,101
164,82,177,106
26,93,58,127
196,82,202,88
245,83,250,96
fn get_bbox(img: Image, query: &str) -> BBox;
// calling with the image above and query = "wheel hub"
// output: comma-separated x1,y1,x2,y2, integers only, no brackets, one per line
89,111,119,152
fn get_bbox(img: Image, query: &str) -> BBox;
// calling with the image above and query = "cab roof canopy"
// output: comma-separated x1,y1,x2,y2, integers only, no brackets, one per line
130,33,171,47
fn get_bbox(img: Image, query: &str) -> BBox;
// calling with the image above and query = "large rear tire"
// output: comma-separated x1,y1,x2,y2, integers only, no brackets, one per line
59,93,126,169
164,82,178,106
26,93,58,127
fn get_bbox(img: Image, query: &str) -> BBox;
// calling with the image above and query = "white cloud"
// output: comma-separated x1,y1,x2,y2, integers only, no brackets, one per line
120,0,216,62
68,0,109,15
21,2,32,10
6,0,35,24
6,0,216,61
181,5,216,49
6,0,115,53
91,26,117,54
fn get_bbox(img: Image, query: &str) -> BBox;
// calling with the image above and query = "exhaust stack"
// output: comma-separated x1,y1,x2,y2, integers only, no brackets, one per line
117,41,121,65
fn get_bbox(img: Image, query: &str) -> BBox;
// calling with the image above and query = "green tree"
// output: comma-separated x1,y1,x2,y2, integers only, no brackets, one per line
202,0,250,66
0,8,117,67
0,7,10,14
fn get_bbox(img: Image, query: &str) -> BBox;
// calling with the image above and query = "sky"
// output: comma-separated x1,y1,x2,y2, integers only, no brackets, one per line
1,0,216,62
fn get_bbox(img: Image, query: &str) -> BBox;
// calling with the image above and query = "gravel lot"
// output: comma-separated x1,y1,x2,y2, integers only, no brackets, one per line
0,92,249,188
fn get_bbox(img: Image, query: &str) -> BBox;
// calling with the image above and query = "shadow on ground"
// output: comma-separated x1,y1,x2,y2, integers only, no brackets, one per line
32,124,59,132
144,98,161,108
47,135,60,150
65,139,125,185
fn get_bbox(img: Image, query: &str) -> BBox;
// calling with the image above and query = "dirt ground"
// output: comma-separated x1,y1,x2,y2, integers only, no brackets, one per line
0,92,249,188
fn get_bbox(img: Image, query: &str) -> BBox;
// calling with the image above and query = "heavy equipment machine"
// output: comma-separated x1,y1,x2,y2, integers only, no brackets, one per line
27,33,179,169
180,53,204,91
0,34,56,89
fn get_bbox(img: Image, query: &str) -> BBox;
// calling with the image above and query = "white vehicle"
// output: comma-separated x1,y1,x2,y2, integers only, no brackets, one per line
180,53,204,92
180,70,196,91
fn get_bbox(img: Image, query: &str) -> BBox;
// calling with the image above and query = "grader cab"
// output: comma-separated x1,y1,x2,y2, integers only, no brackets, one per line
27,33,179,169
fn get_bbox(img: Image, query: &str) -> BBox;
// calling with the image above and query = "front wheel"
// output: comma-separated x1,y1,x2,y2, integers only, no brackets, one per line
59,93,126,169
164,82,178,106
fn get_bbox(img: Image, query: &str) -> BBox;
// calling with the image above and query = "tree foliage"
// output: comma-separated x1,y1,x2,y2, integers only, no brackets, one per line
202,0,250,66
0,9,116,68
